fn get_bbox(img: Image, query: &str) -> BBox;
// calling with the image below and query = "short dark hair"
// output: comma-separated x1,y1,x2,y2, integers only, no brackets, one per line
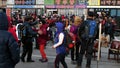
88,11,94,17
24,16,33,21
0,8,6,13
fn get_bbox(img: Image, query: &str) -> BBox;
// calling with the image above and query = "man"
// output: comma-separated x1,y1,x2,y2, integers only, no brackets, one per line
0,12,20,68
76,11,97,68
21,16,38,62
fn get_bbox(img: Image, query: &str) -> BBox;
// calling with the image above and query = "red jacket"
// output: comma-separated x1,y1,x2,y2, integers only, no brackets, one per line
7,16,18,42
8,26,18,42
37,24,48,45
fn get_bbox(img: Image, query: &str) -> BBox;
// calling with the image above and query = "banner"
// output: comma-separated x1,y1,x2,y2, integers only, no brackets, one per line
36,0,44,4
89,0,100,6
44,0,54,5
13,5,34,8
76,0,86,5
55,0,76,5
7,0,14,5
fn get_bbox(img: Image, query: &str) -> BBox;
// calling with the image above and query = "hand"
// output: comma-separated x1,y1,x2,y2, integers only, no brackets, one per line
52,46,55,49
38,30,43,35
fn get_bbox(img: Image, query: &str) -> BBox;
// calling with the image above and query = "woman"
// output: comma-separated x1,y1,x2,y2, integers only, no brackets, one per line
70,16,82,64
52,19,68,68
37,19,48,62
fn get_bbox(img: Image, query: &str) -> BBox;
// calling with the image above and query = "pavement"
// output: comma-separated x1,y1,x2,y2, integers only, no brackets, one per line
16,41,120,68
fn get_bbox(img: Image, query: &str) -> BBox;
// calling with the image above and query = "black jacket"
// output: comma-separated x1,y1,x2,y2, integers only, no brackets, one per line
78,18,98,40
0,12,20,68
22,21,37,43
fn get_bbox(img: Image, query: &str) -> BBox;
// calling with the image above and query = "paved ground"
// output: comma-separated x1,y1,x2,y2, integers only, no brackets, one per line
16,41,120,68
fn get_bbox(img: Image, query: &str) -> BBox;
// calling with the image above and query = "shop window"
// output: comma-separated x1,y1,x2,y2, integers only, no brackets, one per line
111,9,116,16
117,10,120,16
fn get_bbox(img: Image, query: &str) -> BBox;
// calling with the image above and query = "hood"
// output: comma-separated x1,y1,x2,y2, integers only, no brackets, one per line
0,12,9,30
55,22,64,33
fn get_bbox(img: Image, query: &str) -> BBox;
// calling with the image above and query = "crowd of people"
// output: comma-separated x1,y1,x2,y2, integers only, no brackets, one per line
0,8,117,68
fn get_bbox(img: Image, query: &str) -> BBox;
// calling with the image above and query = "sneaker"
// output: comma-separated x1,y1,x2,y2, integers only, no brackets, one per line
27,60,35,62
39,58,48,63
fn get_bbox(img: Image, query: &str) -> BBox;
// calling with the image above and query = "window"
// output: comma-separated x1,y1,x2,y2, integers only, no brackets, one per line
111,9,117,16
117,9,120,16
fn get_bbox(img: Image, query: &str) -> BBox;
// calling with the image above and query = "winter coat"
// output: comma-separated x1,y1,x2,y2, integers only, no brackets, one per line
22,21,38,43
0,12,20,68
8,26,18,42
7,15,18,42
54,22,66,54
37,24,48,45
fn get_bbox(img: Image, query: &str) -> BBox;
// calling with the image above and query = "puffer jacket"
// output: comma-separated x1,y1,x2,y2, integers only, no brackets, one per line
0,12,20,68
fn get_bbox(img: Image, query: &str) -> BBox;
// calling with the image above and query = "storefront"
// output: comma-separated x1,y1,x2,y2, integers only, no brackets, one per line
87,0,120,17
87,0,120,28
6,0,44,16
45,0,87,16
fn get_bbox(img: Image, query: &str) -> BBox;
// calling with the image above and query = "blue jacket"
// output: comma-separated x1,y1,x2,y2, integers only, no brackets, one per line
0,12,20,68
54,22,66,54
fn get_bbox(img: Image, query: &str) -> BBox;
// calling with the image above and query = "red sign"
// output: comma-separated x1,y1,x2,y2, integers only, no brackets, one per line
69,0,75,5
56,0,61,5
63,0,67,5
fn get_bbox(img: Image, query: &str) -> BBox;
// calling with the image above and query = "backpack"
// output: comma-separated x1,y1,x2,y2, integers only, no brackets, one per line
79,20,97,39
64,30,75,49
17,23,27,40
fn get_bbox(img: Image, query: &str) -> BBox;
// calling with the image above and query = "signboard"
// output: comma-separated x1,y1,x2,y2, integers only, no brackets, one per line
46,5,55,8
89,0,100,6
55,0,61,5
36,0,44,4
45,0,87,9
76,0,86,5
44,0,54,5
69,0,75,5
117,0,120,5
101,0,116,6
75,5,86,8
15,0,35,5
55,0,76,5
45,5,86,8
13,5,34,8
7,0,14,4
